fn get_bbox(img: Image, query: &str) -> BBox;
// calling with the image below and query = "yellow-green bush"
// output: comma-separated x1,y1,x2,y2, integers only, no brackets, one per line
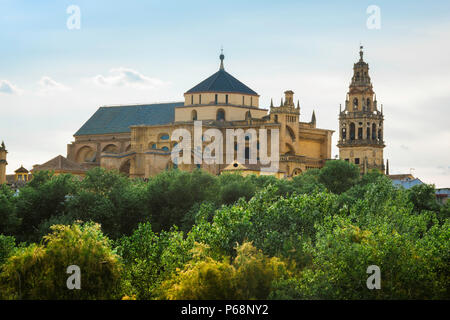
160,242,289,300
0,222,122,300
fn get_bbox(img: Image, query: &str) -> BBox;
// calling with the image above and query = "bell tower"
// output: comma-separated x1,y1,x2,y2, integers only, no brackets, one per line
0,141,7,184
338,46,385,173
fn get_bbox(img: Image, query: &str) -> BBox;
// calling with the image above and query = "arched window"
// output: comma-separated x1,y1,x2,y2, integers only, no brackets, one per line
341,128,347,140
367,98,371,108
162,146,169,151
349,123,355,140
245,147,250,160
378,129,382,141
225,94,229,104
353,98,358,107
215,94,218,105
160,134,170,140
151,143,157,149
358,127,363,140
216,109,225,121
245,111,251,120
372,123,376,140
366,127,370,139
191,110,197,121
274,115,278,123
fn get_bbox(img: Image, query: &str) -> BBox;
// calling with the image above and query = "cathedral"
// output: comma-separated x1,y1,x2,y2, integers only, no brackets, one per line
0,47,386,185
66,52,334,178
337,46,385,173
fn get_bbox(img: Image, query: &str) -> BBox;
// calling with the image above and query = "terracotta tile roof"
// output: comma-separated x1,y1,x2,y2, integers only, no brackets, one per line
32,155,88,173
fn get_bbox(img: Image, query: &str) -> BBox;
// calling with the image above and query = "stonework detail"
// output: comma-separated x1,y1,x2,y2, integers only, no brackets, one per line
338,47,385,173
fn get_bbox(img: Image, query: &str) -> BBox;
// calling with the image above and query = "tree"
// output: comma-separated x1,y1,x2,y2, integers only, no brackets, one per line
146,169,218,232
160,242,288,300
0,235,16,266
0,184,20,235
407,183,440,214
0,222,122,300
116,222,193,299
318,160,360,194
16,173,79,242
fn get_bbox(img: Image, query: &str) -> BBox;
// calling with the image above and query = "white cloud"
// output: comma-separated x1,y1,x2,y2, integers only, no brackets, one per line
91,67,168,89
38,76,70,95
0,80,22,95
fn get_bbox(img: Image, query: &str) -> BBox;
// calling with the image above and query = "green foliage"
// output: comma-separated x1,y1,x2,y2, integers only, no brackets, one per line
116,222,193,299
0,222,122,300
0,184,20,235
0,235,16,266
318,160,360,194
160,242,289,300
217,173,256,205
146,169,219,232
293,215,449,299
16,173,79,242
0,164,447,300
191,186,340,266
407,183,440,213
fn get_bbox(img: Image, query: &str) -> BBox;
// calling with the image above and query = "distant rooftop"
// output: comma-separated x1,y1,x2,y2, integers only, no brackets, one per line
32,155,87,173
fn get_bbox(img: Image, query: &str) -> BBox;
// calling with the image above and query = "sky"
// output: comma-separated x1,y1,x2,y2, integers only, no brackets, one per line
0,0,449,187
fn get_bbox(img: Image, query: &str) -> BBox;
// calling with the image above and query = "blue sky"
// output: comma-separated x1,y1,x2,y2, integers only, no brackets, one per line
1,0,449,186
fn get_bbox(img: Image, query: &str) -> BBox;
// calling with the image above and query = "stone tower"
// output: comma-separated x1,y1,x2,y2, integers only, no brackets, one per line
0,141,7,184
270,90,301,155
338,46,385,173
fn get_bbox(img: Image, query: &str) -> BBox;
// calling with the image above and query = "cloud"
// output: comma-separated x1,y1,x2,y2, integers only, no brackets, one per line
38,76,70,95
0,80,22,95
92,67,168,89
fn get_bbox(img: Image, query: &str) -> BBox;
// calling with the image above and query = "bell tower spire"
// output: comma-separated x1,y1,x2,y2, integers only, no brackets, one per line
338,47,386,174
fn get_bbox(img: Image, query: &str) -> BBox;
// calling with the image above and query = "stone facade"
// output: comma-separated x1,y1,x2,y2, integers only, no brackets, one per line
67,54,334,178
338,47,385,173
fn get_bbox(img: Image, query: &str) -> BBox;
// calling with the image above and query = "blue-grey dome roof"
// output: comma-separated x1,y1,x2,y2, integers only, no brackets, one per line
186,68,258,96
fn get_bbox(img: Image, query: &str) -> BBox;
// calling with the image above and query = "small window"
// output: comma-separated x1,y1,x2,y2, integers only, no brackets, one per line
162,146,169,151
199,95,201,104
215,94,218,105
160,134,170,140
191,95,193,105
217,109,225,121
242,96,245,105
225,94,228,104
192,110,197,121
355,158,360,164
345,158,349,162
151,144,157,149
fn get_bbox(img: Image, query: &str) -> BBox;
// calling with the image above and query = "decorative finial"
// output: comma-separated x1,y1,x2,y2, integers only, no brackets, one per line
311,110,316,124
270,98,273,108
339,103,342,113
219,47,225,70
280,98,283,107
386,159,390,175
359,45,364,61
297,100,300,109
